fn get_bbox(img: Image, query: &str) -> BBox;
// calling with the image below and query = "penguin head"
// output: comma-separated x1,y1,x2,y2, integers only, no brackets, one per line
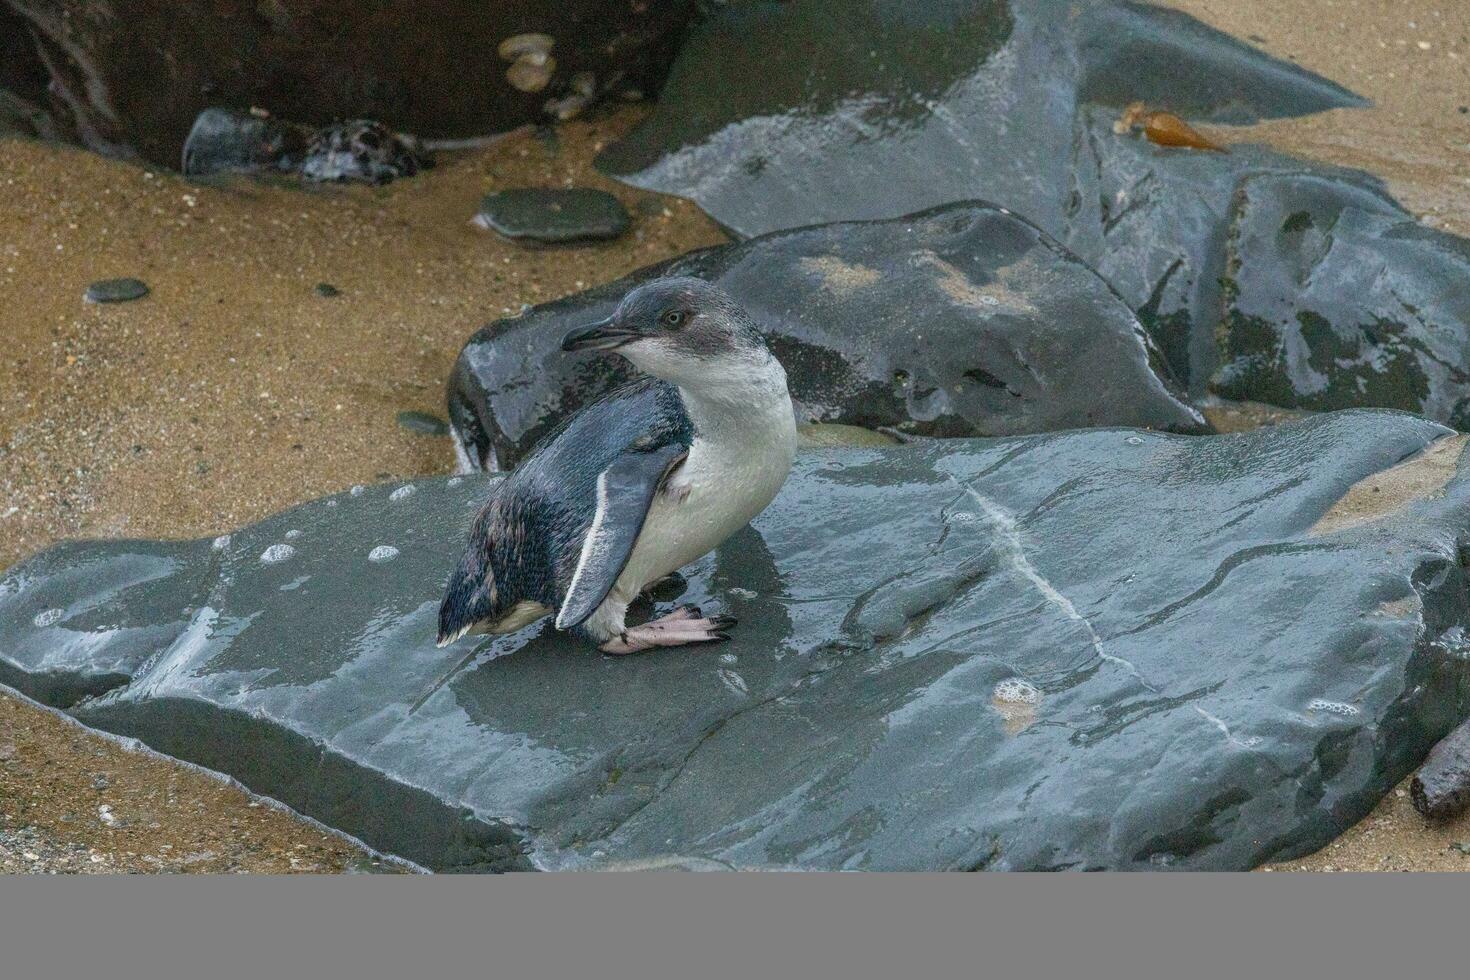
560,277,771,386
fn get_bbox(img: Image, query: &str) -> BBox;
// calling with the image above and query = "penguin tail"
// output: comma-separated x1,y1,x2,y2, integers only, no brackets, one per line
437,543,499,647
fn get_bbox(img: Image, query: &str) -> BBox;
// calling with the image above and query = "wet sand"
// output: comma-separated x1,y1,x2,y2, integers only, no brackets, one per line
2,1,1469,872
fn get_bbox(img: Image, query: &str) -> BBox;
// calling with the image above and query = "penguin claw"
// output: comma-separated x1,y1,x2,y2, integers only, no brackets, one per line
597,608,737,655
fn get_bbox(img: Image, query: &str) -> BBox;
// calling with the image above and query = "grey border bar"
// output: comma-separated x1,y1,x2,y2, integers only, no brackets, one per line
0,874,1458,978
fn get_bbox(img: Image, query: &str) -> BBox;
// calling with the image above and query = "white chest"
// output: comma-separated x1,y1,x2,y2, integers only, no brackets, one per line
616,385,797,596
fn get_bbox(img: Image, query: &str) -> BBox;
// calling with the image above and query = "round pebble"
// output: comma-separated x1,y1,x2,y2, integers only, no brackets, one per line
497,33,555,61
396,411,450,437
84,277,150,304
507,54,556,93
474,188,631,245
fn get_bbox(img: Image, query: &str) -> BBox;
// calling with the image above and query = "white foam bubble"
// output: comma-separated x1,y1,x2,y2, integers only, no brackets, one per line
389,484,416,501
447,477,463,488
1126,436,1144,446
32,608,63,628
368,545,400,563
211,534,231,551
1308,699,1360,717
993,678,1040,705
325,500,338,508
259,543,296,564
284,529,302,540
719,653,739,666
349,485,366,497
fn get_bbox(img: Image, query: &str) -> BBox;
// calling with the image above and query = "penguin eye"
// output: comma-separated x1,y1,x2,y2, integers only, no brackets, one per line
661,310,686,329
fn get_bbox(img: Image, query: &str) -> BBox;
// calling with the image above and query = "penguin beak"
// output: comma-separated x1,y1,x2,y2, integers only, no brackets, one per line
561,316,640,352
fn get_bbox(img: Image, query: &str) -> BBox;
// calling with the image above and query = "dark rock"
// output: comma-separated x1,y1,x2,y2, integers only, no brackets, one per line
448,202,1206,471
181,108,308,178
1210,172,1470,425
5,1,695,167
183,111,429,184
598,0,1362,241
314,282,341,298
83,278,150,304
0,9,57,141
396,410,450,437
4,412,1469,871
473,188,631,245
1412,717,1470,821
0,88,59,142
301,120,430,184
597,0,1470,431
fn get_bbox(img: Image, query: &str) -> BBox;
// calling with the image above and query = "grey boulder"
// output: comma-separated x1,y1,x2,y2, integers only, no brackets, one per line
4,411,1470,870
447,201,1205,471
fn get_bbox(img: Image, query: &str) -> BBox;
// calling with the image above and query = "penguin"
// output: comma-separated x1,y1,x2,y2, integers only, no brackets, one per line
437,277,798,654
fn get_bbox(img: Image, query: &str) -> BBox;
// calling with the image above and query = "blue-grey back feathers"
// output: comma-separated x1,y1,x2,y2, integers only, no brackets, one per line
437,377,693,644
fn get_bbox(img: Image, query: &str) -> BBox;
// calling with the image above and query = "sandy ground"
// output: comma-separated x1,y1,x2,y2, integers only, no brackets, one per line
1,0,1468,872
0,689,398,873
1173,0,1470,237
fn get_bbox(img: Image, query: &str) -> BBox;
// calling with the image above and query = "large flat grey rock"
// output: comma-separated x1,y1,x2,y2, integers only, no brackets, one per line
4,411,1470,870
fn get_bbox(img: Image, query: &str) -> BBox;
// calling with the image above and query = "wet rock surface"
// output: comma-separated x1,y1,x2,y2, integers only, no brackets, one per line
598,0,1470,429
5,411,1470,871
1210,172,1470,424
474,188,631,245
448,202,1205,471
598,0,1362,240
4,0,694,167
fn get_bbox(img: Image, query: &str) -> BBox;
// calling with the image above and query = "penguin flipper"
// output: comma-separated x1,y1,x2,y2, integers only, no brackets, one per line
555,442,688,631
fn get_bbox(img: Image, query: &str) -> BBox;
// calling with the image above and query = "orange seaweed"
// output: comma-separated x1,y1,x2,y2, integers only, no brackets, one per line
1114,101,1228,153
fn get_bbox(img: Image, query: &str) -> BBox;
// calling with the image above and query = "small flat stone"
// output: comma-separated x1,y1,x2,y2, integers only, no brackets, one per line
396,410,450,436
474,188,630,245
314,282,341,298
84,278,149,304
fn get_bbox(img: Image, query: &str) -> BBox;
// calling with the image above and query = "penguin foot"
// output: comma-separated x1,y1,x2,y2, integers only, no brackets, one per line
600,605,736,655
